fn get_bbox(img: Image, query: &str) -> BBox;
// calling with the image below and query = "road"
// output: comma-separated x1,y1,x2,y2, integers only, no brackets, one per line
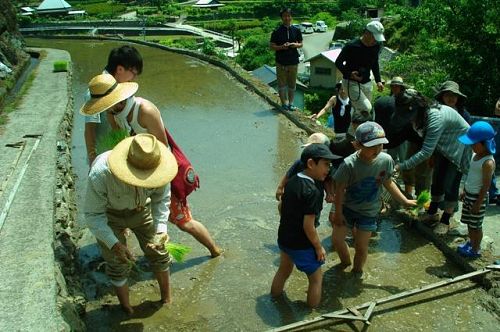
299,29,334,74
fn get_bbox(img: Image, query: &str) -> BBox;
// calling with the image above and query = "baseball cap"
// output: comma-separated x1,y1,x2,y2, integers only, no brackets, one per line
366,21,385,42
355,121,389,147
458,121,496,154
301,144,341,163
301,132,331,147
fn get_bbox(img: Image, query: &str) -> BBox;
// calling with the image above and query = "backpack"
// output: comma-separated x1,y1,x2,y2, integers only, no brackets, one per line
164,128,200,204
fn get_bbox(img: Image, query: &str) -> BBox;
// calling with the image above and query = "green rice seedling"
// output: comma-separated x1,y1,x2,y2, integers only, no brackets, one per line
412,190,431,215
165,242,192,262
96,129,129,154
53,60,69,72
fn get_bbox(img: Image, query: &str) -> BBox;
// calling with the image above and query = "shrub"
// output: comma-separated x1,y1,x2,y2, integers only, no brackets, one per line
53,60,69,72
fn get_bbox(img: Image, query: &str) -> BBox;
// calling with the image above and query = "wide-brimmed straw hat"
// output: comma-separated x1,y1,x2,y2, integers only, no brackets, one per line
108,133,178,188
434,81,467,101
80,73,138,116
388,76,411,89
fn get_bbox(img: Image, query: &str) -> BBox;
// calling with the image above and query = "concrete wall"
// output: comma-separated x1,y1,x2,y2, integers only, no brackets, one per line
309,57,339,89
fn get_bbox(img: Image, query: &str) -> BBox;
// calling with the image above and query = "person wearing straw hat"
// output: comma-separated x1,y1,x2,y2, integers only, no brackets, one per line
435,80,471,124
335,20,386,136
84,45,143,166
84,133,178,314
388,76,410,97
81,73,223,258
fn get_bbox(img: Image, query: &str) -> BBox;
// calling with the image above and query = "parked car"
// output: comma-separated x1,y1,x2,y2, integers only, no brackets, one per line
292,23,301,31
329,39,346,50
300,22,314,34
314,21,328,32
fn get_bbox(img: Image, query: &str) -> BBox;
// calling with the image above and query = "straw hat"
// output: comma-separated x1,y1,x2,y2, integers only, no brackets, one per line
80,73,138,116
434,81,467,101
108,134,178,188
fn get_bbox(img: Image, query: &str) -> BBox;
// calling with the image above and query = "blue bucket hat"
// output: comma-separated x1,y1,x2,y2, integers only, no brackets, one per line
458,121,496,154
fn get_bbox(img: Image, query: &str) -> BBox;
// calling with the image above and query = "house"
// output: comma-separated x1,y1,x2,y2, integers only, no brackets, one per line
305,49,342,89
193,0,224,9
36,0,72,15
252,65,307,110
363,6,384,19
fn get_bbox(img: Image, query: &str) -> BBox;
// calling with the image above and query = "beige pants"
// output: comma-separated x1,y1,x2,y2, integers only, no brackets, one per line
97,206,171,284
276,63,298,91
343,79,374,135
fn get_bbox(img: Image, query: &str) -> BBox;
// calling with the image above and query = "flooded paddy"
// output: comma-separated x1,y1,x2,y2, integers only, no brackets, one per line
27,39,498,331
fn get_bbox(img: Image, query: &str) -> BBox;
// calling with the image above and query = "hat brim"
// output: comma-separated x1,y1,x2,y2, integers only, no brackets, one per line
434,89,467,100
80,82,139,116
361,137,389,147
372,33,385,42
108,136,178,188
458,134,476,145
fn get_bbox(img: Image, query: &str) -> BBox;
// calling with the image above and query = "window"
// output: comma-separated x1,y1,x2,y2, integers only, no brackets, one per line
315,67,332,75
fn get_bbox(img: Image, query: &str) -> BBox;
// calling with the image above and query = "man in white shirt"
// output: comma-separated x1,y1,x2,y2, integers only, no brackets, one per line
85,133,178,314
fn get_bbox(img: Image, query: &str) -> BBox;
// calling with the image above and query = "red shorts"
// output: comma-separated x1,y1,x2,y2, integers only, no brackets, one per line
169,195,192,226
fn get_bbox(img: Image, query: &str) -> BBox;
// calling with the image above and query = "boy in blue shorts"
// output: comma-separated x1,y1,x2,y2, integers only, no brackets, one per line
457,121,496,258
271,144,338,308
332,122,416,277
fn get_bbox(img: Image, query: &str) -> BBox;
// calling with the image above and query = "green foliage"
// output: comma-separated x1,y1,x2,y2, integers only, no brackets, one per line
159,38,199,50
236,35,274,71
78,2,127,16
201,38,217,56
311,12,337,29
53,60,69,72
96,129,129,154
304,89,332,115
385,0,500,114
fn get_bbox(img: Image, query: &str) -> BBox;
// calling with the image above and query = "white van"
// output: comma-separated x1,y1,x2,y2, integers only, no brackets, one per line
314,21,328,32
300,22,314,34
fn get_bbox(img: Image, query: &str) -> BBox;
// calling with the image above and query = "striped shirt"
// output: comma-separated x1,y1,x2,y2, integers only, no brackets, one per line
84,151,170,249
400,105,471,173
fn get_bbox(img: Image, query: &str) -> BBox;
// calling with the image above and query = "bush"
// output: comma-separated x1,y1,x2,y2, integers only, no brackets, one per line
236,34,274,71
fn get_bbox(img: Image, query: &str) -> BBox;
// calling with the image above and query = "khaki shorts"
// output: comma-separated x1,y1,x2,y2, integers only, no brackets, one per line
98,206,171,283
276,63,298,90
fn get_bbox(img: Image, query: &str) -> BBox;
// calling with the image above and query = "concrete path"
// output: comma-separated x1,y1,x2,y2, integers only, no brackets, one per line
0,49,71,331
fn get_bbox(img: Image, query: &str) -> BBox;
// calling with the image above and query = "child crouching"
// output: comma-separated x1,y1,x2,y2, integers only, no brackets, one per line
457,121,496,258
271,144,338,308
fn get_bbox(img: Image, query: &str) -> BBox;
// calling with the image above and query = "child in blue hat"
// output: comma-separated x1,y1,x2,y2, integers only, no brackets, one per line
457,121,497,258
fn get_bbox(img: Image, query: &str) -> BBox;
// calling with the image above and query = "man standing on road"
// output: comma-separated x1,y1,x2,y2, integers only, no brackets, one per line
270,8,303,112
335,21,385,134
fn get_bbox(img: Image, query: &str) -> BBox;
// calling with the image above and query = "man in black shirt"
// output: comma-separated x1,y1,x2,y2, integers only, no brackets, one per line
270,8,303,111
335,21,385,134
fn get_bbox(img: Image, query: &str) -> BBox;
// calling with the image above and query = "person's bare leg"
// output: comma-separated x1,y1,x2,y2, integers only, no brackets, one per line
178,219,222,257
306,268,323,308
352,230,372,273
114,284,134,314
271,251,294,297
332,224,351,268
468,228,483,253
154,270,171,305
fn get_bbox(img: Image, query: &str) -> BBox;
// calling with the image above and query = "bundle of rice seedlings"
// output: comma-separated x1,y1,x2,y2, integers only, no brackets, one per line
165,242,192,262
96,129,129,154
412,190,431,215
53,60,69,72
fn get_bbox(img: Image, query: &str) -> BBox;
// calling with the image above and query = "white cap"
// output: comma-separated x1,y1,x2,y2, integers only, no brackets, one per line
366,21,385,42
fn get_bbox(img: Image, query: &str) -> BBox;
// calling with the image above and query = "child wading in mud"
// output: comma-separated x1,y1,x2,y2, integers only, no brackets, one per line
332,122,416,278
271,144,338,308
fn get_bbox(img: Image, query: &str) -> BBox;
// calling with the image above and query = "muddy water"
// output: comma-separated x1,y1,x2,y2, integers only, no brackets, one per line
26,39,498,331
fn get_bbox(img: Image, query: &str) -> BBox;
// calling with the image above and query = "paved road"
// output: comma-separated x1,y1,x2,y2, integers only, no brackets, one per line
299,29,334,74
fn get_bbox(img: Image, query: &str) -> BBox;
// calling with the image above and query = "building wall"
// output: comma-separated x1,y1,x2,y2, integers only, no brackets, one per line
309,57,339,89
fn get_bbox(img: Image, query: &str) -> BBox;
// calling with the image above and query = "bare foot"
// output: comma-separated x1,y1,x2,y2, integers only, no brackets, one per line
160,298,171,306
333,261,352,271
210,246,224,258
121,305,134,315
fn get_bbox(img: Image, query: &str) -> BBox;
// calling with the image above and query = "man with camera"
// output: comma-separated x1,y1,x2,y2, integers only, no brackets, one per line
335,21,385,135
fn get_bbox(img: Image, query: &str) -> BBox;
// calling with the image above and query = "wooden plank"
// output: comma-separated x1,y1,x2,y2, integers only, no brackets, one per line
322,313,367,321
364,302,377,321
347,306,364,318
268,267,493,332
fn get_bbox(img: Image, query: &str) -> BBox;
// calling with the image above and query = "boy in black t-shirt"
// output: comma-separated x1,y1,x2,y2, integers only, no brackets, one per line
271,144,338,308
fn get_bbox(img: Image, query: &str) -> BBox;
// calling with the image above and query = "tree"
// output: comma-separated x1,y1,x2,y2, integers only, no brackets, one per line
236,35,275,71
